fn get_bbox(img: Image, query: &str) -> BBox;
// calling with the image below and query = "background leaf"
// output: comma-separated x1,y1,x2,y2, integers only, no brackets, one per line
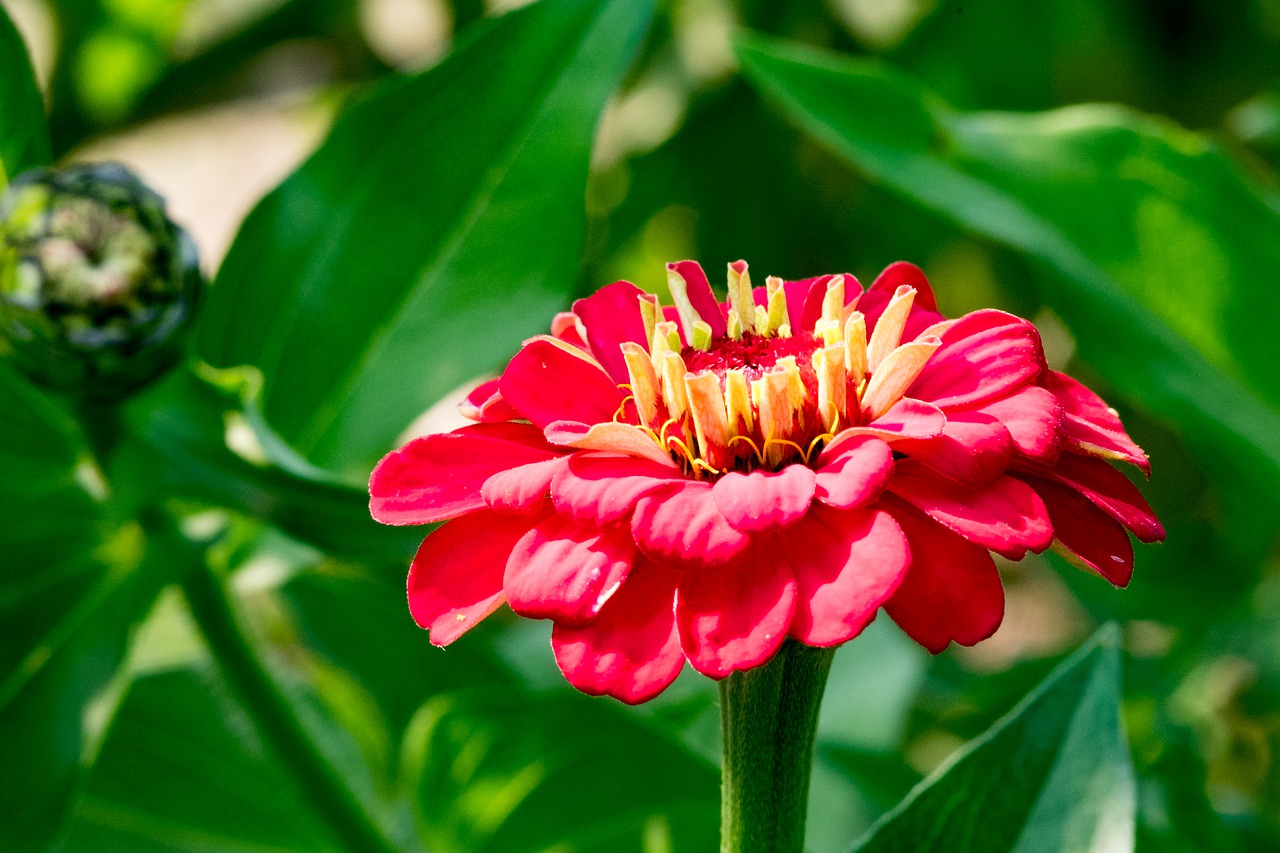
198,0,655,479
736,34,1280,518
62,663,350,853
120,367,421,562
0,368,170,853
851,626,1133,853
0,2,50,182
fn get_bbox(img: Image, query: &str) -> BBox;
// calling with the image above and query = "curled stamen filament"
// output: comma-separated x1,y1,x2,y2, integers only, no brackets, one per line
727,434,766,466
612,395,636,424
806,433,834,462
762,437,809,465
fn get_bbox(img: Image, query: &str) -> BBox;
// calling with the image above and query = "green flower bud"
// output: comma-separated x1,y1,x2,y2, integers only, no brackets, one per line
0,162,202,399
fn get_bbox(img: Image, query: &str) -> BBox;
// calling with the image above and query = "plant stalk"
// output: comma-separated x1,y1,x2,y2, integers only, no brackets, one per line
182,560,404,853
719,639,836,853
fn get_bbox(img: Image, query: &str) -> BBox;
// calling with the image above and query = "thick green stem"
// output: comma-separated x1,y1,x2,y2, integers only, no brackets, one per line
182,561,403,853
719,640,836,853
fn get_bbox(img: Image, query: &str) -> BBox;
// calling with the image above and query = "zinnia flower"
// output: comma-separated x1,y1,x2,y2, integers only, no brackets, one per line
370,260,1164,703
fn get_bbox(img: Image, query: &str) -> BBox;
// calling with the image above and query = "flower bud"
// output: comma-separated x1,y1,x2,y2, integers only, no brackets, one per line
0,162,202,398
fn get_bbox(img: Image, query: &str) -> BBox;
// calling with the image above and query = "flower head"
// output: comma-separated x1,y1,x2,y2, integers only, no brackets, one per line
370,260,1164,703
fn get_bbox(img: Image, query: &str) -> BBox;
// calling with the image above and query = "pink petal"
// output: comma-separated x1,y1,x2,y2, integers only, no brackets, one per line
551,453,683,526
855,288,945,344
793,274,843,332
907,310,1045,409
631,480,750,567
973,384,1065,464
884,502,1004,653
675,542,797,678
369,427,558,525
550,311,588,348
893,412,1013,485
1019,474,1133,586
499,337,624,429
543,420,678,469
407,509,533,646
572,280,649,384
504,514,635,625
787,506,910,646
551,556,684,704
838,397,946,443
668,260,727,337
458,378,520,423
452,421,556,449
813,435,894,509
711,465,817,533
887,460,1053,559
1045,371,1150,474
868,261,939,311
481,456,569,515
1032,452,1165,542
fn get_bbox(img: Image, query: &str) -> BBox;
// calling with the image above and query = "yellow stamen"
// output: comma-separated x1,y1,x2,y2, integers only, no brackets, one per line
727,260,753,328
762,437,808,465
861,336,942,420
765,276,789,334
638,293,660,350
815,317,841,346
867,285,917,371
724,368,754,436
820,274,845,330
691,319,713,351
813,343,847,433
844,311,868,387
728,433,766,465
661,351,691,421
685,370,731,470
666,265,704,345
753,370,796,467
612,394,635,424
622,342,660,426
726,308,743,340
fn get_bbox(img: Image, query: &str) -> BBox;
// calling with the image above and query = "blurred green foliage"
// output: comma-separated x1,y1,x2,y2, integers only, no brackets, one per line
2,0,1280,851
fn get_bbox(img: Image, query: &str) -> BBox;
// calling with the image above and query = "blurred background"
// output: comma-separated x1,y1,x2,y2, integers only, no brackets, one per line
4,0,1280,850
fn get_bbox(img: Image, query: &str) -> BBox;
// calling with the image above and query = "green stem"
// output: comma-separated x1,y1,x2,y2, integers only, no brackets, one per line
719,640,836,853
75,397,123,467
182,560,404,853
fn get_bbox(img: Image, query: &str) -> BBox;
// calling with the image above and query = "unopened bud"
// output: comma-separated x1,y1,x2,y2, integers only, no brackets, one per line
0,162,202,398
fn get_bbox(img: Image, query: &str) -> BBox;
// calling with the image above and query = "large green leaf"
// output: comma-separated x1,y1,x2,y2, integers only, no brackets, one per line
850,627,1133,853
405,687,719,852
0,4,49,183
0,368,168,852
737,35,1280,505
199,0,655,479
62,664,350,853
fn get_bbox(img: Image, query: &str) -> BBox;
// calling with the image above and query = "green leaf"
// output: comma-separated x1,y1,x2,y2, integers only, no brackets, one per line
849,627,1133,853
737,35,1280,503
404,687,719,853
0,4,50,183
62,664,349,853
199,0,655,479
121,367,421,562
0,368,169,853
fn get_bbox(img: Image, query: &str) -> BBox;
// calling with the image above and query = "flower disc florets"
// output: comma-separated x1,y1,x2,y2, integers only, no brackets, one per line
616,263,942,478
370,259,1165,704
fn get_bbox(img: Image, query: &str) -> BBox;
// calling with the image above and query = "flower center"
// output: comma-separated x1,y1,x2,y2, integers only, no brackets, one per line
616,262,942,478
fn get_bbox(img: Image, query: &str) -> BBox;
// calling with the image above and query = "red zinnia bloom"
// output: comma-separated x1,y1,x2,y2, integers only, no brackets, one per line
370,261,1164,703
